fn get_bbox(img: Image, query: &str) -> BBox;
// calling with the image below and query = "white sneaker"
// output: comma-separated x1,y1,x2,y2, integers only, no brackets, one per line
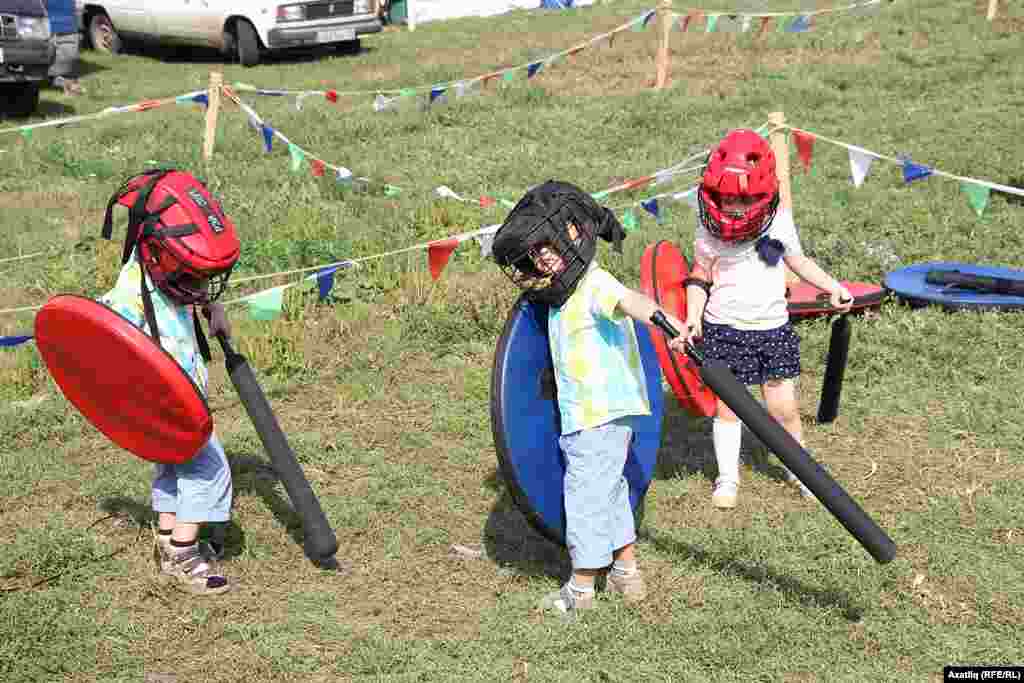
711,478,738,509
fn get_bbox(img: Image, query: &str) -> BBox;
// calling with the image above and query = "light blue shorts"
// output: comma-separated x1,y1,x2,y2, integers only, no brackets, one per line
558,416,637,570
151,434,232,523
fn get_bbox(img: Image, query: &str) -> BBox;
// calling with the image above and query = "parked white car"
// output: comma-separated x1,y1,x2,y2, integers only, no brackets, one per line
80,0,380,66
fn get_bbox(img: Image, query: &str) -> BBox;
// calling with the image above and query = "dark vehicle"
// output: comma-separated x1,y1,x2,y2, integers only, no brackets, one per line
1,0,54,116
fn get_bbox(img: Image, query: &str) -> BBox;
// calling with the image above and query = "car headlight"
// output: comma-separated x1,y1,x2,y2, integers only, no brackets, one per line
276,4,305,22
353,0,373,14
16,16,51,40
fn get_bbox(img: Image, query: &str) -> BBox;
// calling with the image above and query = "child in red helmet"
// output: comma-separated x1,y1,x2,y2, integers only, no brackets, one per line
99,169,241,594
682,129,852,509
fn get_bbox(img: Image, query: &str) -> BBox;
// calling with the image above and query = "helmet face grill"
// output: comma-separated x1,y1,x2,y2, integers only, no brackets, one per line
492,181,601,307
699,129,780,243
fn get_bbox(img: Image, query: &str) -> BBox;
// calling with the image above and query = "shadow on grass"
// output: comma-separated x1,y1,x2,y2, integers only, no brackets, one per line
646,531,865,621
107,41,375,67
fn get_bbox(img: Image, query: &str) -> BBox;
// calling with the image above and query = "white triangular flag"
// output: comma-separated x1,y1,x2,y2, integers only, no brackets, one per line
741,16,753,33
373,93,397,112
674,186,700,210
848,147,875,188
476,233,495,259
435,185,466,202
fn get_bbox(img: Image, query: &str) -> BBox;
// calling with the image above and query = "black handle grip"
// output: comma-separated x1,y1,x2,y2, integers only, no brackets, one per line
650,310,680,339
650,311,705,366
215,332,246,373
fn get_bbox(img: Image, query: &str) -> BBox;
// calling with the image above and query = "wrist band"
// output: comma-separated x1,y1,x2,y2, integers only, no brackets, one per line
683,277,711,295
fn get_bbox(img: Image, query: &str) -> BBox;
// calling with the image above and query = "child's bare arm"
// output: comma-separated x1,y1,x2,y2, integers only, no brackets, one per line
783,254,852,309
617,290,687,336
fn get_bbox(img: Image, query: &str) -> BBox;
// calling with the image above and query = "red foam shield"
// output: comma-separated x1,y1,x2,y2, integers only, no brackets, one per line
787,281,887,318
640,241,717,418
34,295,212,464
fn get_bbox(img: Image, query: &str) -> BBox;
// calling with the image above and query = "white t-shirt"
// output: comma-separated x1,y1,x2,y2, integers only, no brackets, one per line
692,209,804,331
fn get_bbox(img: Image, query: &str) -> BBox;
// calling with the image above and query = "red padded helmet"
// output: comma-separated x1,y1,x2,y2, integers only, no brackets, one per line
102,169,240,305
698,129,780,243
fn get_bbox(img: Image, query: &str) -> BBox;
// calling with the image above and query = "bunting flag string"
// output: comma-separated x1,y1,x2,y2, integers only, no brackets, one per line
774,122,1024,218
0,90,209,138
671,0,882,34
229,9,658,112
0,121,760,323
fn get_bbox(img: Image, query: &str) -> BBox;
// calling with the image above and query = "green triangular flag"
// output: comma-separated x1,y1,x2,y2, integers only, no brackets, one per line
20,128,33,141
705,14,719,33
961,181,990,217
622,208,638,232
499,198,516,208
631,17,646,32
502,70,516,83
777,15,791,32
288,143,305,172
247,285,286,321
591,190,611,201
384,184,401,197
399,88,418,98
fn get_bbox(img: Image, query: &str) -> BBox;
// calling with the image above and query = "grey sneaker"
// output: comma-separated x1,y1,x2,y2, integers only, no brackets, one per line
539,583,594,614
154,534,224,573
159,546,231,595
607,569,646,603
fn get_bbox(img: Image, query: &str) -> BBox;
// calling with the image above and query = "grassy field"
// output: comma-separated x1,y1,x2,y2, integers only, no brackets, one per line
2,0,1023,680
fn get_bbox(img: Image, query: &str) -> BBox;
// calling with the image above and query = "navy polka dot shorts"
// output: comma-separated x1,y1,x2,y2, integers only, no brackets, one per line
698,321,801,386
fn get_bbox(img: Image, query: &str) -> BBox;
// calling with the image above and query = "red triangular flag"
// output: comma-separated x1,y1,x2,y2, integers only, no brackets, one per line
792,131,816,173
758,16,771,35
311,159,326,177
325,90,338,103
480,196,496,208
427,239,460,280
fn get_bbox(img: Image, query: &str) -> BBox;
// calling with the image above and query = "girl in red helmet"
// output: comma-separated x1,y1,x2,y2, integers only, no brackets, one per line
682,130,852,509
99,169,241,594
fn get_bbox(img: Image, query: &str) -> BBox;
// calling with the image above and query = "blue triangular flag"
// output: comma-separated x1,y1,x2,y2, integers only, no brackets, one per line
430,87,446,103
527,62,543,79
902,159,932,184
317,266,338,300
786,14,811,32
261,124,274,153
0,334,32,347
641,198,660,219
193,93,209,106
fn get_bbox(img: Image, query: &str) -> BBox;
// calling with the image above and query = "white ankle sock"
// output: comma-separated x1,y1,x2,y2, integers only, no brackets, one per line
611,560,637,576
713,418,742,485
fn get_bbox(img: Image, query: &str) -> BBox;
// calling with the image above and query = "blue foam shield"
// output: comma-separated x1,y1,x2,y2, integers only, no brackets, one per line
490,297,664,547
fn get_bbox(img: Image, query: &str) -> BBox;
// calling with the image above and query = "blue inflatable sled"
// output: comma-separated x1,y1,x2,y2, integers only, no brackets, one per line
885,261,1024,311
490,297,664,547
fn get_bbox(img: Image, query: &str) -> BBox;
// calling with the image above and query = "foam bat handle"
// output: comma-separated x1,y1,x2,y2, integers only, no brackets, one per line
924,270,1024,296
216,333,339,566
817,314,851,424
649,311,896,564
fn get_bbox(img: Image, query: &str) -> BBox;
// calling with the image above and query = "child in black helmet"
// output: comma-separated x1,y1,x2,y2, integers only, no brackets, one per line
492,180,687,615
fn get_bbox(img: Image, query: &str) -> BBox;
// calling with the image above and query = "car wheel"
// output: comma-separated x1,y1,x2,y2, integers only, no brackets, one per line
235,21,260,67
336,38,361,55
1,83,41,117
89,13,122,55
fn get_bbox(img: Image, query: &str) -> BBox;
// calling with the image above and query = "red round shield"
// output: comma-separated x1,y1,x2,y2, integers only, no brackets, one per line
787,281,887,318
640,241,717,418
34,295,212,464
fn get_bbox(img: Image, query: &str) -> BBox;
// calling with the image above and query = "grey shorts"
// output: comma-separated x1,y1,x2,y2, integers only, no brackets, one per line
49,32,81,79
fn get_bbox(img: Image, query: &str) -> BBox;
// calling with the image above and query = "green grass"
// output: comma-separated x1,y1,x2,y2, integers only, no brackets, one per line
2,1,1024,680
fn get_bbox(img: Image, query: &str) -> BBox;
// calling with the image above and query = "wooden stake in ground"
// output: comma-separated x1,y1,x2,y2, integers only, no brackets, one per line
986,0,998,21
768,111,799,284
203,71,223,161
655,0,673,89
